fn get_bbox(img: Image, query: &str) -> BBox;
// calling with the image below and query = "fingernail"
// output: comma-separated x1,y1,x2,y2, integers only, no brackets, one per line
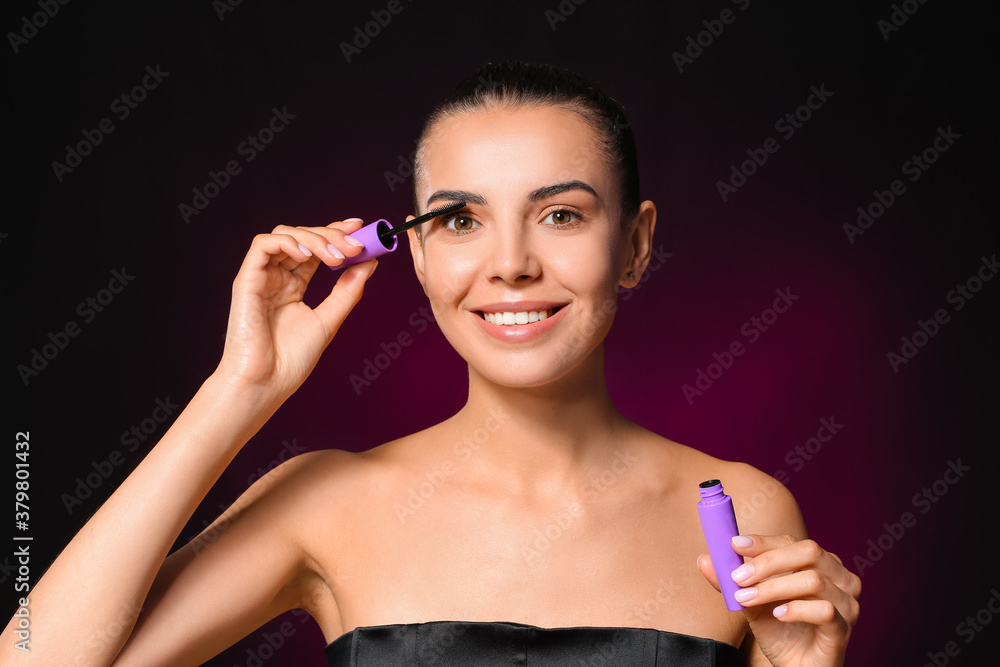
343,217,363,224
731,563,754,583
344,235,365,247
368,260,379,277
732,535,753,548
734,587,757,604
327,244,344,260
773,604,788,618
297,243,312,257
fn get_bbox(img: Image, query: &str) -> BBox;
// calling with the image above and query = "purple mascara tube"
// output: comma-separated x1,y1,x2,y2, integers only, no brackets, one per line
697,479,745,612
329,201,466,271
336,219,397,270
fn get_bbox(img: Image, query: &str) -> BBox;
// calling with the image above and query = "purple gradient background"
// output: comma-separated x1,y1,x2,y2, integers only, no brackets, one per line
4,1,997,665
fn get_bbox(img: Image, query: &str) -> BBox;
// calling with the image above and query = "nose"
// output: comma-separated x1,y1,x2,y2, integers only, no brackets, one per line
487,219,541,283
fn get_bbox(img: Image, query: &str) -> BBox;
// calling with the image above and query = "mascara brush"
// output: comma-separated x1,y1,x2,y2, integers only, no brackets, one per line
329,201,466,271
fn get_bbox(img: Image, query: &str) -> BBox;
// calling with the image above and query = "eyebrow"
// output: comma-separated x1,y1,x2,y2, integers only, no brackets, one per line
424,180,600,211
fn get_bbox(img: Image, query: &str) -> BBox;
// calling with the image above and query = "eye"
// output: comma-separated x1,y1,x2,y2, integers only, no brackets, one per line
541,209,582,227
441,214,481,234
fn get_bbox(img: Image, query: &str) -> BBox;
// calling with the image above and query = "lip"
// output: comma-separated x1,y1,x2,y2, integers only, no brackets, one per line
470,302,568,343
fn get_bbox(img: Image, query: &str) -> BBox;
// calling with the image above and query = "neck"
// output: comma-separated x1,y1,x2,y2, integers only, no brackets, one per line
448,343,635,497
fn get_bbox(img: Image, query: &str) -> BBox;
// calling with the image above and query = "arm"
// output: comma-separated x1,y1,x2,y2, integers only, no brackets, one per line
0,219,376,664
111,448,352,667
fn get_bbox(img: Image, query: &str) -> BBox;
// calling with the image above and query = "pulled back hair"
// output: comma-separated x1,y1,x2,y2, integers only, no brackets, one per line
412,60,640,227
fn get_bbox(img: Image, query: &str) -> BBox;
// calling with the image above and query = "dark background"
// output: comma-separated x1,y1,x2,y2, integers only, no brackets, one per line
3,0,997,664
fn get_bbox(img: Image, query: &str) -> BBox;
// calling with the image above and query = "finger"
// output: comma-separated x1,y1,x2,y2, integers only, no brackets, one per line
276,240,316,271
735,569,854,613
771,599,852,644
309,218,369,260
737,570,860,642
240,232,313,277
312,259,379,342
730,536,854,593
697,553,721,591
270,224,354,267
730,533,798,559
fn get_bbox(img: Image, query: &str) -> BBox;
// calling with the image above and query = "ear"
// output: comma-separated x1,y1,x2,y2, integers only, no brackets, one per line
405,217,428,293
619,200,657,288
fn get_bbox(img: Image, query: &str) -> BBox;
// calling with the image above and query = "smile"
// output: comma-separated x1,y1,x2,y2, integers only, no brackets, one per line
479,307,562,326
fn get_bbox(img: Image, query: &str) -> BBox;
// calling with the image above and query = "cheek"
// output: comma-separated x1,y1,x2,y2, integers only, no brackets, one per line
549,233,622,293
422,244,479,308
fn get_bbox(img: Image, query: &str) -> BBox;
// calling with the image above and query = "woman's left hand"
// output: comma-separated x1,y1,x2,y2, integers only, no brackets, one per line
698,534,861,667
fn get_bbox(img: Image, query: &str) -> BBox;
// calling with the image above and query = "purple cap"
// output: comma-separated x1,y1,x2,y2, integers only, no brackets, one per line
331,219,397,270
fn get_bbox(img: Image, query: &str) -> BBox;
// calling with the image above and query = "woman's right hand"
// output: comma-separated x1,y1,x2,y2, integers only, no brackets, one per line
214,217,377,402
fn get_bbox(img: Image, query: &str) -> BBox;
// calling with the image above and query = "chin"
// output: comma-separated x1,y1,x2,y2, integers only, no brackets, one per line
467,349,597,390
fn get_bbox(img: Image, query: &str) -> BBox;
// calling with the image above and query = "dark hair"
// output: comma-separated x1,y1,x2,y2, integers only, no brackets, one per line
412,60,640,227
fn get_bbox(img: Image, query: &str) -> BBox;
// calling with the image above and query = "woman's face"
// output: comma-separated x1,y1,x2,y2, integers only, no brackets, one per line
408,105,647,388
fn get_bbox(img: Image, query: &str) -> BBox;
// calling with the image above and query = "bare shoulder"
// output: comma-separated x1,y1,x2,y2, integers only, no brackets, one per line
254,443,407,513
256,434,433,536
636,429,807,539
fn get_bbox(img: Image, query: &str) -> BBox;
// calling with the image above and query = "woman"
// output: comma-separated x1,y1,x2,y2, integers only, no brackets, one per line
2,61,860,666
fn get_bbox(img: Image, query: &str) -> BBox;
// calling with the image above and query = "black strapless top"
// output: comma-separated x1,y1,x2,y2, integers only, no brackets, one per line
326,620,742,666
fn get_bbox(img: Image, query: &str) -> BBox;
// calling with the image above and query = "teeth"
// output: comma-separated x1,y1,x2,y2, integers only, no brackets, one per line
482,309,555,326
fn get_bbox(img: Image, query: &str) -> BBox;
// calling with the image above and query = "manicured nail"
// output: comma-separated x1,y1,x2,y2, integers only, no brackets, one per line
297,243,312,257
344,235,365,247
734,587,757,604
773,604,788,618
327,244,344,260
732,563,754,583
343,217,363,224
732,535,753,548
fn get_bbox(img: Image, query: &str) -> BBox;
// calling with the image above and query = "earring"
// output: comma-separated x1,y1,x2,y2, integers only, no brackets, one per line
628,271,636,282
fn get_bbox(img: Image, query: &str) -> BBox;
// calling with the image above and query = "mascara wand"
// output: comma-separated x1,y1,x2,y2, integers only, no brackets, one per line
329,201,466,271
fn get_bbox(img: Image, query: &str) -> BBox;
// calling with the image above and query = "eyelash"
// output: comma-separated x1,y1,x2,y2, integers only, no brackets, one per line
438,208,584,235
